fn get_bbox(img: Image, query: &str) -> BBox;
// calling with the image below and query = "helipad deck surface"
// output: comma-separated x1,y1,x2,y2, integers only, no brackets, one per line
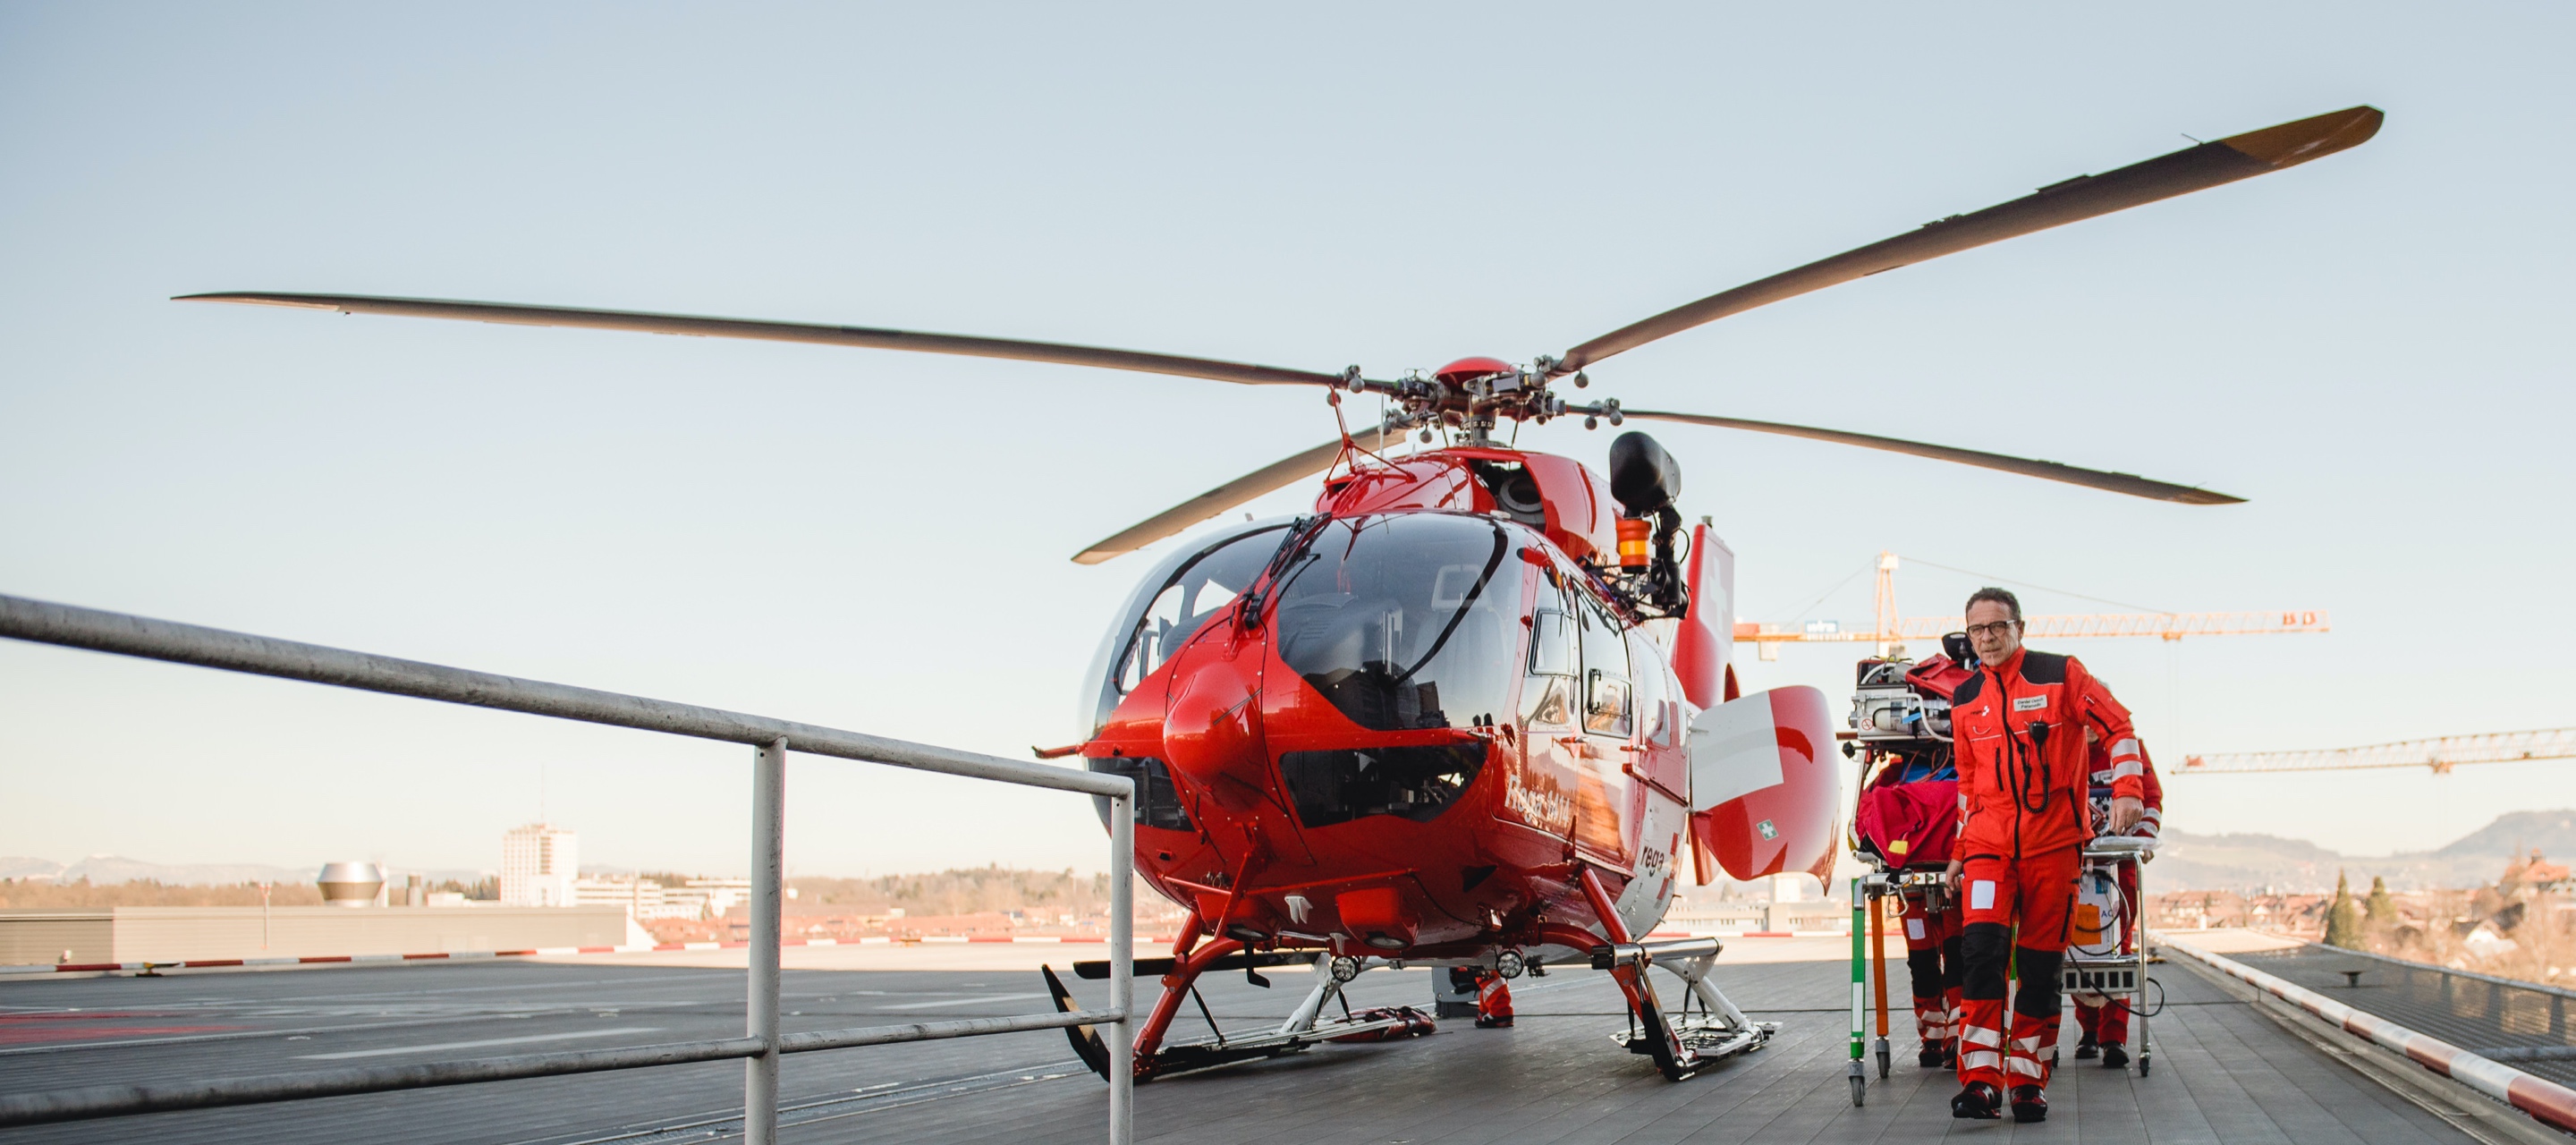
0,939,2487,1143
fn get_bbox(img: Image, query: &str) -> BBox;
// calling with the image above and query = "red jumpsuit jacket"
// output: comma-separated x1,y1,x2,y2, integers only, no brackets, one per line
1951,648,2144,861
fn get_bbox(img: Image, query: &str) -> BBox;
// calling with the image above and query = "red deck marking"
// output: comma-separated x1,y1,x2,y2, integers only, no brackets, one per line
0,1024,242,1045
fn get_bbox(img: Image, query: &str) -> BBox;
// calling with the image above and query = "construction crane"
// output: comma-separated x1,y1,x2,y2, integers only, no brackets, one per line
2179,728,2576,776
1732,550,2329,659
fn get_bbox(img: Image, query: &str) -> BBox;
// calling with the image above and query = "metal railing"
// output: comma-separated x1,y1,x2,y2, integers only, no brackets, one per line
0,593,1135,1141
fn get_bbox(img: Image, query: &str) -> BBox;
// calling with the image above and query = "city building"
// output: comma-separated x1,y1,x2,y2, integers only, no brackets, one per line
499,824,579,907
570,875,755,922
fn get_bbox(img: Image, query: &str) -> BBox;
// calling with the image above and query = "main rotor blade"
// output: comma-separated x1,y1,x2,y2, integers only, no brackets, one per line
1559,106,2382,372
175,293,1357,389
1619,409,2244,505
1072,418,1412,564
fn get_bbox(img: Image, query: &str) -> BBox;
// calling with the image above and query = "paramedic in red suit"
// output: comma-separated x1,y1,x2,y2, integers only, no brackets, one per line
2072,727,2162,1067
1939,588,2147,1123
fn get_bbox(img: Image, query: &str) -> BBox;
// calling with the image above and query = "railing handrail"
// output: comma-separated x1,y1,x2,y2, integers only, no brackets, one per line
2161,933,2576,1135
0,591,1136,1142
0,593,1124,797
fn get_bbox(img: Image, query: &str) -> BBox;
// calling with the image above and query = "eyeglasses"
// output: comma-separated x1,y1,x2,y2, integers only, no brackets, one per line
1965,621,2021,639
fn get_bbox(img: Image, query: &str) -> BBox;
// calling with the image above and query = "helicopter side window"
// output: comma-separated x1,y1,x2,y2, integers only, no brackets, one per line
1521,570,1578,728
1580,595,1631,738
1272,513,1518,733
1527,610,1575,677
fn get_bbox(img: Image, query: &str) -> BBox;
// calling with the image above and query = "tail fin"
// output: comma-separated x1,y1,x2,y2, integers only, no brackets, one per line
1673,522,1733,709
1041,964,1112,1080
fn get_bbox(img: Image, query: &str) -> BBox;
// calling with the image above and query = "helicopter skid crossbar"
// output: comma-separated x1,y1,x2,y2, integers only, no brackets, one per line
1563,869,1774,1081
1046,946,1434,1081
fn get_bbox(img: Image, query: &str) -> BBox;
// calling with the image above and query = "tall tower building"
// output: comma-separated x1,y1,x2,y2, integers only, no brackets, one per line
500,823,580,906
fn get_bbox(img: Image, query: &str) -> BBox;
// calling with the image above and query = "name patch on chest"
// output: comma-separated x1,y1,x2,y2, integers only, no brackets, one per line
2012,696,2048,712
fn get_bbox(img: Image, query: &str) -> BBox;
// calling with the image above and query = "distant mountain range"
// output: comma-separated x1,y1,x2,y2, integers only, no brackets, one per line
0,856,487,887
2156,810,2576,893
17,810,2576,895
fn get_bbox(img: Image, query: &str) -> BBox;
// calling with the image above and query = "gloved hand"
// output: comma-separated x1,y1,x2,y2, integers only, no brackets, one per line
2107,795,2144,835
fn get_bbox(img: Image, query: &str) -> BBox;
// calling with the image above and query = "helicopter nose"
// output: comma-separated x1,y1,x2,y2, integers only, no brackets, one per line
1161,650,1270,812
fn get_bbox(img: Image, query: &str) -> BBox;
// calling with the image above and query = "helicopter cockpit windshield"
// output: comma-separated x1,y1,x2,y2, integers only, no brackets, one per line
1084,519,1292,735
1271,513,1519,732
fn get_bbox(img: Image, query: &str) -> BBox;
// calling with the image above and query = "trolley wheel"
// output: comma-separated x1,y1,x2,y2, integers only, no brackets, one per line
1877,1046,1891,1080
1850,1075,1867,1107
2139,1052,2151,1078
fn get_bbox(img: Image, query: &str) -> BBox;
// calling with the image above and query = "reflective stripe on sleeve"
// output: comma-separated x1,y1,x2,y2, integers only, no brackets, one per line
2112,760,2143,779
2109,738,2141,760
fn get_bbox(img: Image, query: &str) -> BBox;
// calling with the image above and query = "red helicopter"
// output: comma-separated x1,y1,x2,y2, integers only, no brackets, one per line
182,105,2379,1081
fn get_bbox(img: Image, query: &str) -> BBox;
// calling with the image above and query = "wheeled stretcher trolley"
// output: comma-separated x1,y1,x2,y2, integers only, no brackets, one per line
2065,834,2157,1076
1848,862,1955,1105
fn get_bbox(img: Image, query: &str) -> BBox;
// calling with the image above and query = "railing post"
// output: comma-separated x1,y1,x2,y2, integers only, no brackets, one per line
1108,789,1134,1145
747,737,786,1145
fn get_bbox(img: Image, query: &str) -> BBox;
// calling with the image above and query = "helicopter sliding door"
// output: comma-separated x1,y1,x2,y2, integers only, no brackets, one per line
1608,627,1693,935
1508,579,1581,840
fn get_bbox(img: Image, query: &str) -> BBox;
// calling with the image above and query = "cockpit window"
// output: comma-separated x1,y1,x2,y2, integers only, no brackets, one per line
1279,743,1487,827
1107,525,1287,699
1085,756,1192,832
1270,513,1519,732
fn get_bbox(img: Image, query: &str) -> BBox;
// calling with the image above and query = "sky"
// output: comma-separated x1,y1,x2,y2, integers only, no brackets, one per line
4,4,2572,880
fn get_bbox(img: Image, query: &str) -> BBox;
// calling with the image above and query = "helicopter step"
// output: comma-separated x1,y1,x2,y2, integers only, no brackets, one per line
1044,953,1432,1081
1067,950,1316,981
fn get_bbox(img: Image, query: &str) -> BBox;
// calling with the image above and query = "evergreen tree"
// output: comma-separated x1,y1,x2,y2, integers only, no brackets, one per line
2325,869,2363,948
2365,876,2397,929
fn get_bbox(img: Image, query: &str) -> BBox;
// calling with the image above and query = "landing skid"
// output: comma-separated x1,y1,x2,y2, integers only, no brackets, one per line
1605,948,1777,1080
1043,954,1432,1082
1568,867,1775,1082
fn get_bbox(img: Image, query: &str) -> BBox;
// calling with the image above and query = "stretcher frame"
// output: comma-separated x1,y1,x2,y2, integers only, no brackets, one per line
2067,834,2157,1077
1848,861,1952,1107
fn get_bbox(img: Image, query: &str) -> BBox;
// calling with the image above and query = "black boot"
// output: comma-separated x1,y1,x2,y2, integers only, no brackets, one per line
2011,1085,2048,1123
1919,1040,1947,1068
2101,1042,2129,1069
2073,1035,2098,1060
1951,1081,2003,1120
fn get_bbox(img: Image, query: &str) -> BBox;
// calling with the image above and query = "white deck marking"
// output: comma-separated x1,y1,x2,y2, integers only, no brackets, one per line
295,1026,662,1059
876,993,1048,1011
